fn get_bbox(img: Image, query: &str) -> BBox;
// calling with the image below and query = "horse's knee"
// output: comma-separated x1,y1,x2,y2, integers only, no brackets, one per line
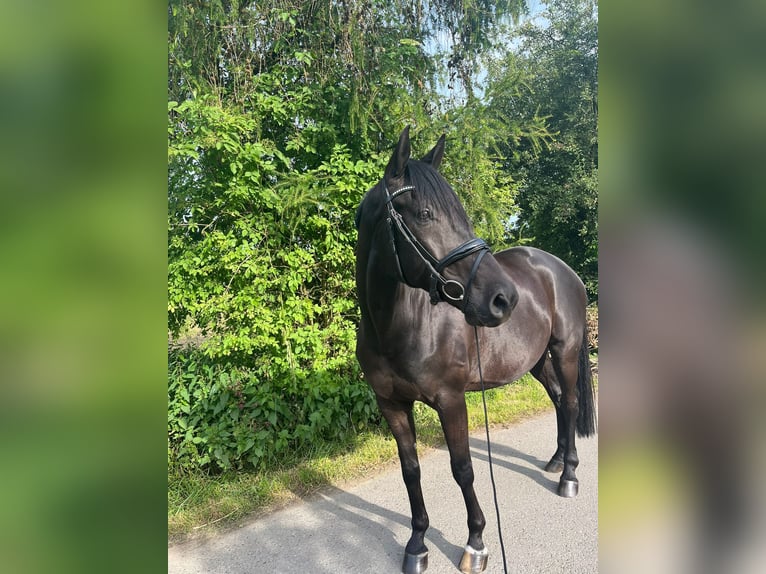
401,458,421,486
450,458,475,489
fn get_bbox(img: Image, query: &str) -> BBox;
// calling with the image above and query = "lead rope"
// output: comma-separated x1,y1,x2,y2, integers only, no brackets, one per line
474,325,509,574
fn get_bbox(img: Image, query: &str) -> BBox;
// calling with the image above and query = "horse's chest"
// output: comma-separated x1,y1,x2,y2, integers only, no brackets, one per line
359,332,470,401
389,338,471,394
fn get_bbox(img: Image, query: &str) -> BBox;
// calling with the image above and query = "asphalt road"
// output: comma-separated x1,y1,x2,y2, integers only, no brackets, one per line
169,411,597,574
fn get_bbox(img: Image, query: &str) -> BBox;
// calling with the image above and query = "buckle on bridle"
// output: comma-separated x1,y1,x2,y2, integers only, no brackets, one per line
442,280,465,302
429,276,465,305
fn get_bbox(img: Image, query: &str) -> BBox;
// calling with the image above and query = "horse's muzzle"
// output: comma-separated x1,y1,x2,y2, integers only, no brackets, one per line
467,285,517,327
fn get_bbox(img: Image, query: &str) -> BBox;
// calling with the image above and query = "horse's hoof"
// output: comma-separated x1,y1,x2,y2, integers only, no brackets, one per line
558,479,579,498
459,544,489,574
402,551,428,574
544,459,564,473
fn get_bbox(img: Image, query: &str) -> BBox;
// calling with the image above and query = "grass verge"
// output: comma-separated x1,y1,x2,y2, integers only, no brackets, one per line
168,374,551,542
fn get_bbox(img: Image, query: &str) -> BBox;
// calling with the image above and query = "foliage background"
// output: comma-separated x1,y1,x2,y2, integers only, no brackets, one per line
167,0,598,473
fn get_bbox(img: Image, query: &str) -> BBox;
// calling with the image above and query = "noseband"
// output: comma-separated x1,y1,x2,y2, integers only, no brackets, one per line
385,184,490,306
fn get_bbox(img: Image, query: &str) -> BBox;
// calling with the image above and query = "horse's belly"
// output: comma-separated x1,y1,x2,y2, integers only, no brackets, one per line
468,316,551,388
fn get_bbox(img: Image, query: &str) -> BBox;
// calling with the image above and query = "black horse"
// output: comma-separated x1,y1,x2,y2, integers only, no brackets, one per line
354,128,596,574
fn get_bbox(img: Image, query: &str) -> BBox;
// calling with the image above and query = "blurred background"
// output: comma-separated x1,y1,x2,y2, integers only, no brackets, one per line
0,1,166,573
600,1,766,572
0,0,764,573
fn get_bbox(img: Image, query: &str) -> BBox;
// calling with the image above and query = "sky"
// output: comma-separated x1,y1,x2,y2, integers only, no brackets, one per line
429,0,549,103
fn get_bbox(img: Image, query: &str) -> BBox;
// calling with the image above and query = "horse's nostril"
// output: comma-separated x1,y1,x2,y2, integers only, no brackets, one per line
491,292,510,317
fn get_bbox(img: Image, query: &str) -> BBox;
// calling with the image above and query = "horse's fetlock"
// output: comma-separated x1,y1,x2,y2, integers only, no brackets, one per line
411,515,429,533
468,514,486,534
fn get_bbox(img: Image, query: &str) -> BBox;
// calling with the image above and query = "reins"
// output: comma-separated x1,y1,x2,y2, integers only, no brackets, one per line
474,325,509,574
385,182,508,571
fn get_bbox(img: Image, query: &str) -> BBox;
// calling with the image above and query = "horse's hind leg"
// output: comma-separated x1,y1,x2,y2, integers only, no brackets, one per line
376,397,430,574
547,342,583,498
531,352,566,473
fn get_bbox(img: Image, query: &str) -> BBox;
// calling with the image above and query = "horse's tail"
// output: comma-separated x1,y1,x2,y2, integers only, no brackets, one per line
576,324,597,437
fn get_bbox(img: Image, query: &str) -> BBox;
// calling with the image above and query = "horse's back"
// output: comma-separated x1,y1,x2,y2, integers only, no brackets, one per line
496,246,586,305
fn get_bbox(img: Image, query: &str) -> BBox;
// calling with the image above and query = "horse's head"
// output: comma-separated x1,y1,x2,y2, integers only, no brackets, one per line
357,127,517,327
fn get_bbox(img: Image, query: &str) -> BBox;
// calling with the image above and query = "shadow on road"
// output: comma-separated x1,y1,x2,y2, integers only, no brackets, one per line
468,435,559,494
170,414,598,574
183,484,463,574
317,487,465,566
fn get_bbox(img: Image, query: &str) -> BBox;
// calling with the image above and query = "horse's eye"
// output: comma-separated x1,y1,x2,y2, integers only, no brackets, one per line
418,208,432,221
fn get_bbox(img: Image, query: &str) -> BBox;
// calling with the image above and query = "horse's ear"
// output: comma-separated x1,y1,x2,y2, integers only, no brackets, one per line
385,126,411,183
421,134,445,170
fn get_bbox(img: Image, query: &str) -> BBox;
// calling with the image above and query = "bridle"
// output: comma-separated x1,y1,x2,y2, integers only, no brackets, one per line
385,184,490,307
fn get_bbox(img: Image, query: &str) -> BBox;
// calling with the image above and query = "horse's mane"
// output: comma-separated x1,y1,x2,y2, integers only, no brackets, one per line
403,160,472,229
354,158,470,232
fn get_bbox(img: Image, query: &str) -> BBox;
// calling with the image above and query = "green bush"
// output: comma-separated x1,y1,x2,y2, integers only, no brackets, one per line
168,349,379,471
167,96,390,472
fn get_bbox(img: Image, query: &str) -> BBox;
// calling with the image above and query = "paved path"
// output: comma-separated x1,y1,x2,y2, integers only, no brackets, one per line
169,411,597,574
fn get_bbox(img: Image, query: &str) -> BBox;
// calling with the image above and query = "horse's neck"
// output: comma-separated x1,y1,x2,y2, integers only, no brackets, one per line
361,271,429,352
357,231,435,352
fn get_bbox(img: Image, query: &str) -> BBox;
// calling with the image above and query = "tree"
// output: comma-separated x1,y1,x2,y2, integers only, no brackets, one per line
166,0,599,473
167,0,547,357
489,0,598,299
167,1,544,471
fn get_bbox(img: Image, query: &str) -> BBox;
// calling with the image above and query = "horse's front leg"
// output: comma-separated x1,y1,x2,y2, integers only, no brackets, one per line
376,397,430,574
436,394,489,574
